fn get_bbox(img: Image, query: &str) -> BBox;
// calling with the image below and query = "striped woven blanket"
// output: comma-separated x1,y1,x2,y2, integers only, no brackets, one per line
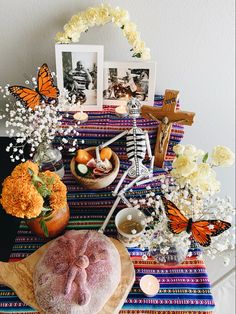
0,97,215,313
58,95,184,168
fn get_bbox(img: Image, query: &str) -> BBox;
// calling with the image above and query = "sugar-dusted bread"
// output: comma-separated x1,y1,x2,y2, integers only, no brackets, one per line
33,230,121,314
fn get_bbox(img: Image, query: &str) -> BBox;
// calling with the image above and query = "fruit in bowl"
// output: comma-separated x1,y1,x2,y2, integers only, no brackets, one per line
75,149,93,165
74,148,113,178
70,147,120,190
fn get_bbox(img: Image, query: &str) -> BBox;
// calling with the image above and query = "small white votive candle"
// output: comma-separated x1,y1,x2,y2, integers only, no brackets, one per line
139,275,160,297
115,105,128,118
73,112,88,123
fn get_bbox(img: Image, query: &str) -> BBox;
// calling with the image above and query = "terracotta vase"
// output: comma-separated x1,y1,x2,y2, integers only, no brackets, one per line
26,204,70,239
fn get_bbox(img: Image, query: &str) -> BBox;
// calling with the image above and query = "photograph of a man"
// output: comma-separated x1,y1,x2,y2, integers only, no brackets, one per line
57,45,103,111
62,51,98,107
69,61,92,92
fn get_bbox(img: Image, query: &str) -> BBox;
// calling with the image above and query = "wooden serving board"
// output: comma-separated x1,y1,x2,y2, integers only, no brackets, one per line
0,238,135,314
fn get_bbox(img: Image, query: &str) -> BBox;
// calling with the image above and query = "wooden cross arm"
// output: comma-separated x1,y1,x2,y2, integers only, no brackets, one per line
141,105,159,120
169,111,195,126
141,105,195,126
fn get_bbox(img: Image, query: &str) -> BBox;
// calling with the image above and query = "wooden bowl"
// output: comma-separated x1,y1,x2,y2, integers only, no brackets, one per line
70,147,120,190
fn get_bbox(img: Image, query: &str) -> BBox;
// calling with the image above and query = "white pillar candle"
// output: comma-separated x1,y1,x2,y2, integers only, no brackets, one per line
73,111,88,123
139,275,160,297
115,104,128,118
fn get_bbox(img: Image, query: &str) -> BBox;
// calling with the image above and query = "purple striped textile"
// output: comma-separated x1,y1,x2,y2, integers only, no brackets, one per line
0,96,215,313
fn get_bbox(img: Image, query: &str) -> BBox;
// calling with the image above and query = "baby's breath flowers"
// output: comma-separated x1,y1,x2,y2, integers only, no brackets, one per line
55,4,151,60
163,181,235,265
129,188,191,265
0,78,80,163
128,144,235,265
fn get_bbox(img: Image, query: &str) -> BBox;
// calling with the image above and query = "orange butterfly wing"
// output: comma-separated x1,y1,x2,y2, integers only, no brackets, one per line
191,220,231,247
37,63,59,99
8,86,40,110
162,197,231,247
162,197,188,234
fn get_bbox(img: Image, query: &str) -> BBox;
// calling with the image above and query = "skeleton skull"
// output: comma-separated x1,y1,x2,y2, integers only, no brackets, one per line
127,97,141,118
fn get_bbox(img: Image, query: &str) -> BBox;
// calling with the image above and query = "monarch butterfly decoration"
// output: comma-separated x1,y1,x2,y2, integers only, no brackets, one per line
161,196,231,247
8,63,59,110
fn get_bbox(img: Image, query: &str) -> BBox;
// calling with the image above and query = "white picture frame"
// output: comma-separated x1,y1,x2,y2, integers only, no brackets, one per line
103,61,156,106
55,44,104,111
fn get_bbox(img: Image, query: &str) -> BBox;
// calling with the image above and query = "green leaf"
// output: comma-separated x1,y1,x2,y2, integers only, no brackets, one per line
39,218,49,237
132,52,141,58
29,169,52,198
202,153,209,163
41,207,52,213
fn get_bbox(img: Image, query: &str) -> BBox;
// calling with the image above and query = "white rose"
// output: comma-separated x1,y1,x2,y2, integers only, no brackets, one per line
69,14,82,25
198,176,220,194
188,165,220,194
141,48,151,60
123,21,137,34
171,169,187,187
197,163,214,178
188,172,202,189
55,32,70,43
196,149,205,159
111,7,129,26
126,30,140,45
96,5,112,25
211,145,235,167
77,22,88,33
133,40,146,53
172,155,197,177
182,144,197,160
71,32,81,43
173,144,185,156
83,8,99,27
63,24,75,37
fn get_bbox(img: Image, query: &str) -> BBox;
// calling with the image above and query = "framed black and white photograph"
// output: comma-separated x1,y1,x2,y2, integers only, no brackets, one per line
103,61,156,106
55,44,103,111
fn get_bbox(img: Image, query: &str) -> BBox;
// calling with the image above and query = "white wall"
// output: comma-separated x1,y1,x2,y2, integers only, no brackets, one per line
0,0,235,202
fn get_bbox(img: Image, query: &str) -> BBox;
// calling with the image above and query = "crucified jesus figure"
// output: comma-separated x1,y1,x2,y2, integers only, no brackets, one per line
148,113,187,153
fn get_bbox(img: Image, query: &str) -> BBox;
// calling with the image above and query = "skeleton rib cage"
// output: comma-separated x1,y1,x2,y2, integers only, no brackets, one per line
126,128,147,160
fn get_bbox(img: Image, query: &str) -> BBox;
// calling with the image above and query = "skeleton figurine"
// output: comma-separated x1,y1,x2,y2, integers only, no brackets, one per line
96,98,155,233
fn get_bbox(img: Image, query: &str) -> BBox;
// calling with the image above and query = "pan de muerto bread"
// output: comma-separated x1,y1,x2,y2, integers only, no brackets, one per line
33,230,121,313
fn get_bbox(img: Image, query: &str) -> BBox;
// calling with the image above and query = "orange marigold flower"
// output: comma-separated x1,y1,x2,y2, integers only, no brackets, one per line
11,160,39,180
0,176,43,219
41,171,67,211
0,161,67,219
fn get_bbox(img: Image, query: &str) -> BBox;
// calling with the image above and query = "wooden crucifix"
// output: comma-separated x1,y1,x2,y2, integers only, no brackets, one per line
141,89,195,168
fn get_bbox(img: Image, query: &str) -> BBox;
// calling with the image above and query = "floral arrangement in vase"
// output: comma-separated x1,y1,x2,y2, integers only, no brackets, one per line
128,144,235,265
55,3,151,60
0,63,80,176
0,160,69,238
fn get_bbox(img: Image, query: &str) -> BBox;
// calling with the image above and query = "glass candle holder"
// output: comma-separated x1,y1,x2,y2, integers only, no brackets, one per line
115,207,146,247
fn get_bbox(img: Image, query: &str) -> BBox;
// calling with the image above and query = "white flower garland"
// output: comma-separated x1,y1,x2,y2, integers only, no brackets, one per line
55,4,151,60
